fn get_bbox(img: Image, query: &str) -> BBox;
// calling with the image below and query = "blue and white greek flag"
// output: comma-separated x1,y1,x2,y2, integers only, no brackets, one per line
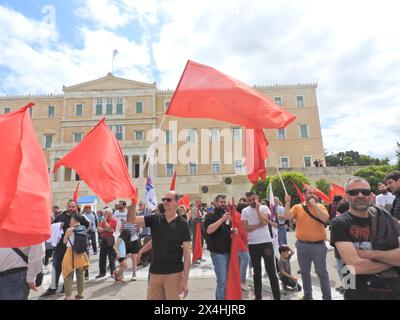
145,176,157,211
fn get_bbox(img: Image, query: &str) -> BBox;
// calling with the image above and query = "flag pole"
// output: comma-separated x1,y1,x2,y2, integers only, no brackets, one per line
267,144,288,195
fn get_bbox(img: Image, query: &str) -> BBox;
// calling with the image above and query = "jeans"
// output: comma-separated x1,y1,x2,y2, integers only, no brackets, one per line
278,226,287,245
295,240,332,300
210,252,230,300
336,258,344,281
88,232,97,254
49,245,67,290
248,242,281,300
0,269,29,300
99,239,116,276
238,251,250,283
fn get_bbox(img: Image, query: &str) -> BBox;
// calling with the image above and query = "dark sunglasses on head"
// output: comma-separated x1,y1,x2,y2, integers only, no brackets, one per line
346,189,372,196
162,197,173,202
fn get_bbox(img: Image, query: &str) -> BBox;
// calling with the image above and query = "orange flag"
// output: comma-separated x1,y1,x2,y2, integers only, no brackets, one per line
166,60,296,129
170,171,177,191
292,180,306,203
192,205,203,263
73,182,80,202
0,104,51,247
226,199,242,300
179,194,190,209
54,119,137,204
246,128,269,184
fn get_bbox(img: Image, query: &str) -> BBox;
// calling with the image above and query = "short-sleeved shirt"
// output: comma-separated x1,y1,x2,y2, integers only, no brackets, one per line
145,214,191,274
278,254,292,278
203,208,232,254
376,193,395,212
241,205,272,245
113,210,128,237
99,217,117,239
122,223,138,242
276,205,286,225
290,203,328,241
117,238,126,258
330,211,374,291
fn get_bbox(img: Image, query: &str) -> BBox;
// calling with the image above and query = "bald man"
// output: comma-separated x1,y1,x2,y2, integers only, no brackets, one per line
127,191,191,300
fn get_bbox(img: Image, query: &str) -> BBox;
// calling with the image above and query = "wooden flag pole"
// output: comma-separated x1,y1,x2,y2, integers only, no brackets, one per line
267,143,288,195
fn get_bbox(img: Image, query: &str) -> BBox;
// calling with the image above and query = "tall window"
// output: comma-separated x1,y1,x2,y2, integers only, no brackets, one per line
280,157,289,169
44,135,54,149
3,107,11,114
165,130,173,144
166,163,174,176
48,105,55,118
189,162,198,174
29,108,33,118
277,129,286,139
234,160,244,172
274,96,282,106
210,128,219,142
106,98,113,115
75,104,83,116
304,156,312,168
116,98,123,114
296,96,304,108
136,101,143,114
73,133,83,143
114,125,123,141
212,161,220,173
135,130,144,141
96,98,103,115
233,128,242,141
187,129,196,142
299,124,309,138
164,100,170,112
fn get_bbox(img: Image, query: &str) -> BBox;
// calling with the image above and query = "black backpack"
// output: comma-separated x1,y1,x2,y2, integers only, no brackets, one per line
70,225,88,254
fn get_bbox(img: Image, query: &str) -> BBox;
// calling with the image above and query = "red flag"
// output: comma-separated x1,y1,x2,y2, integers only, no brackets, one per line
301,181,330,203
54,119,137,204
0,104,51,247
246,128,268,184
73,182,80,202
167,60,296,129
170,171,177,191
226,199,242,300
179,194,190,209
329,188,335,202
292,180,306,203
331,182,345,197
192,205,203,263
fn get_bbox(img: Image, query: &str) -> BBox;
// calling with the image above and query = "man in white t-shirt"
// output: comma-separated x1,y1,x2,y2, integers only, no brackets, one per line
241,192,281,300
113,200,128,239
375,182,395,212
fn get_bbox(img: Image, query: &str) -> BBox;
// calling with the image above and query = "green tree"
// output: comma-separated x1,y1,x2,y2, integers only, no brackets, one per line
354,165,396,194
252,171,311,205
343,156,353,166
396,142,400,169
316,178,331,195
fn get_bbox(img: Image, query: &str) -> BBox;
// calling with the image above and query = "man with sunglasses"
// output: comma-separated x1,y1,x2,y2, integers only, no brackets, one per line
385,172,400,221
330,177,400,300
127,192,191,300
283,186,331,300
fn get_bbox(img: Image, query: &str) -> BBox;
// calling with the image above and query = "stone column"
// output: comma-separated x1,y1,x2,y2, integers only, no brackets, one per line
60,166,65,182
128,153,133,178
139,155,144,178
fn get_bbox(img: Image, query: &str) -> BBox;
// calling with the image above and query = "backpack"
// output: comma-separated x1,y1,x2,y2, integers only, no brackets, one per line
70,225,88,254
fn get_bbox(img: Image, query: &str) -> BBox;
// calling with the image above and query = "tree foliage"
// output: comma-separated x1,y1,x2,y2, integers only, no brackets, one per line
325,150,390,167
316,178,331,195
353,165,397,194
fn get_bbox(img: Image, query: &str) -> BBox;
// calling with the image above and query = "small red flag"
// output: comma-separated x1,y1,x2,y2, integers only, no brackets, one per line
179,194,190,209
292,180,306,203
301,182,330,204
167,60,296,129
0,104,51,247
246,128,268,184
331,182,345,197
54,119,137,204
226,199,242,300
192,213,203,263
170,171,177,191
73,182,80,202
329,188,335,203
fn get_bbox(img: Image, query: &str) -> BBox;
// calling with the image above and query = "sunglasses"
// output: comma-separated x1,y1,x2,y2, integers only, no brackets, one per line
346,189,372,196
162,198,173,202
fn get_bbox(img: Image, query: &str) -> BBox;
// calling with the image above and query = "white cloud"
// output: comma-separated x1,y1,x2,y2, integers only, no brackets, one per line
0,5,152,94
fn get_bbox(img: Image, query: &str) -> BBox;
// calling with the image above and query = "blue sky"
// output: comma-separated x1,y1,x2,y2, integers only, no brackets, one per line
0,0,399,161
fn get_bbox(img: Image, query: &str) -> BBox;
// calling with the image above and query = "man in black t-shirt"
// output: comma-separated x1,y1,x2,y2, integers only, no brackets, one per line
127,191,191,300
203,194,232,300
385,171,400,221
331,177,400,300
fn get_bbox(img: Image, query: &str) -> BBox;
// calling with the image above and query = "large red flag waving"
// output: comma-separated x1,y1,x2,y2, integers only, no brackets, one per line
0,104,51,247
73,182,80,202
54,119,137,204
331,182,345,197
226,199,242,300
246,128,268,184
170,171,177,191
166,60,296,129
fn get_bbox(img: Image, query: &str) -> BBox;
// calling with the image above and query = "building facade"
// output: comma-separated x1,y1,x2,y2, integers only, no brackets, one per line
0,73,325,206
